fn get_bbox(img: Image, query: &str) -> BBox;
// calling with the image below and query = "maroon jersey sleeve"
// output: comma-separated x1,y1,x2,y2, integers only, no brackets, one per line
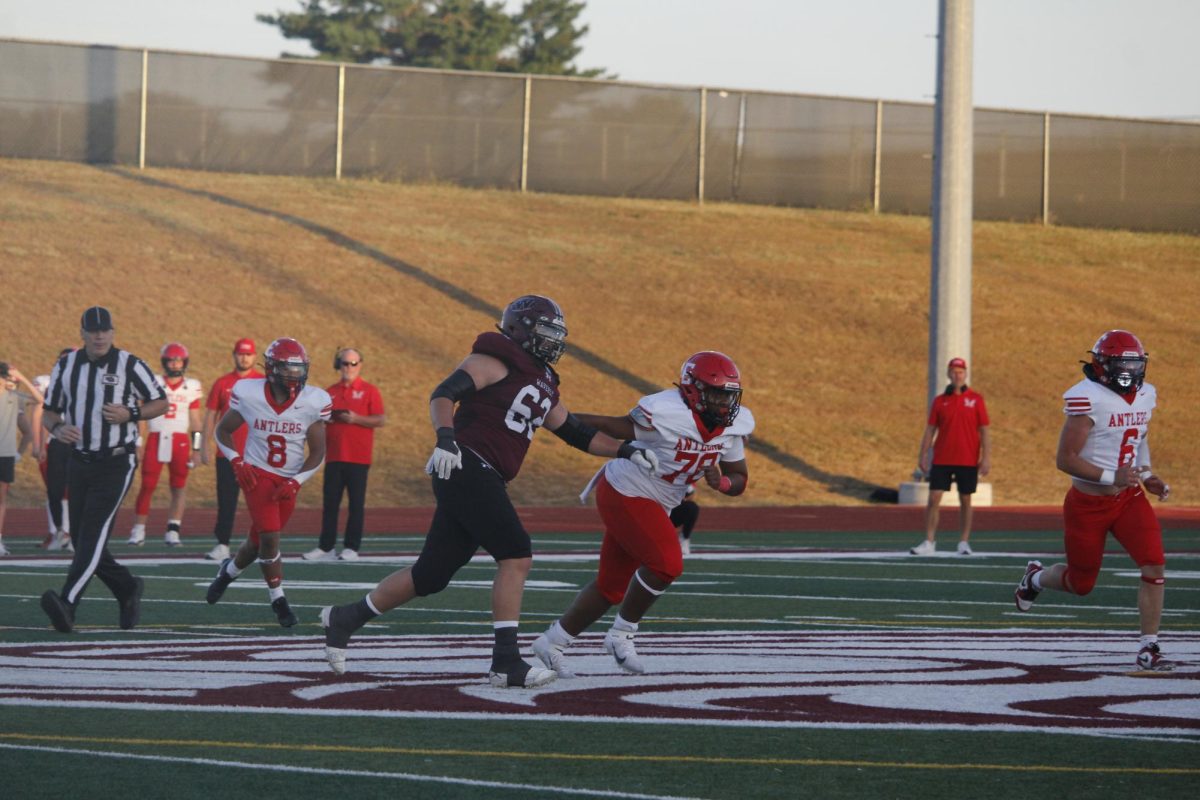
453,333,561,481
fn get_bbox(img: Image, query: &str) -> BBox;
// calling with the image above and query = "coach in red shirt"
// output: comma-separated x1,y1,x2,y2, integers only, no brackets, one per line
303,348,386,561
911,357,991,556
200,338,264,562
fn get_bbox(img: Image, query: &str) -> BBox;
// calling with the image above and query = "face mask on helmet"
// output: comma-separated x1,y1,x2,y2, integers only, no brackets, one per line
678,351,743,428
160,343,189,378
265,338,310,399
1087,330,1147,394
499,295,568,365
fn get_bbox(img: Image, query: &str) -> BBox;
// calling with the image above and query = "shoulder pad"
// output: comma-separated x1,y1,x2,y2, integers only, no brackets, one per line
472,332,526,367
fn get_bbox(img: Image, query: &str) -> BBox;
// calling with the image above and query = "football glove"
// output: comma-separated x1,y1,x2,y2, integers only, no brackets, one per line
617,441,659,474
425,426,463,480
271,478,301,503
231,457,257,492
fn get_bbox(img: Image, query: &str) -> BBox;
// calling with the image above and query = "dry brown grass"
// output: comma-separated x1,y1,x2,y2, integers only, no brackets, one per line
3,157,1198,509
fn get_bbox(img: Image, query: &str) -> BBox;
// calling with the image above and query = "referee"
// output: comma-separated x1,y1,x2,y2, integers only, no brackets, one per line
39,306,168,633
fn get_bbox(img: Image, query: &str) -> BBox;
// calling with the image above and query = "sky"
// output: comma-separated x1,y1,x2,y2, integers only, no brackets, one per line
3,0,1198,121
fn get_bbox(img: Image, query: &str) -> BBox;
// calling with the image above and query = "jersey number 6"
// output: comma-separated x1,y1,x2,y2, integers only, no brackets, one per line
504,385,551,441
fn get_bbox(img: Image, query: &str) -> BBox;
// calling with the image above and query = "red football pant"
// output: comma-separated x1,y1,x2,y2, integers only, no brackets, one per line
243,465,298,545
594,474,683,605
134,432,191,515
1061,486,1163,595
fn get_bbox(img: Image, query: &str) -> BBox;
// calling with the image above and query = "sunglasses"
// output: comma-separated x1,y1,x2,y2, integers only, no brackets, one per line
340,360,361,367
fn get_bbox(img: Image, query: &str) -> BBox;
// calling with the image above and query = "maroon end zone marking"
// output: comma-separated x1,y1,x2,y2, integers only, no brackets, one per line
1,632,1196,734
5,505,1198,537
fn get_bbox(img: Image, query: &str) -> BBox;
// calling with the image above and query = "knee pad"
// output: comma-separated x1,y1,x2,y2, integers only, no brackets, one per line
1063,567,1098,596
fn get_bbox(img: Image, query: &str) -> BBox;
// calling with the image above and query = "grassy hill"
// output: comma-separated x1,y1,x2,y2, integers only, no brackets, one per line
3,157,1198,509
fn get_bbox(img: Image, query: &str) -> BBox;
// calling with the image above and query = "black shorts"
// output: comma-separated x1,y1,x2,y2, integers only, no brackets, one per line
427,448,531,561
928,464,978,494
0,456,13,484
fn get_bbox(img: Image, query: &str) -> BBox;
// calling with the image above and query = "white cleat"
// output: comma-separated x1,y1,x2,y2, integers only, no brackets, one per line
164,530,182,547
956,540,973,555
679,535,691,556
338,548,359,561
127,532,145,546
325,646,347,675
604,628,646,674
303,547,337,561
47,531,72,551
488,664,557,688
205,543,230,561
532,633,577,679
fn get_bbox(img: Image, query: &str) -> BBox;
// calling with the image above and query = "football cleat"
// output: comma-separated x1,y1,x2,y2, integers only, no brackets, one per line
206,558,236,604
127,529,145,546
1135,643,1175,672
302,547,337,562
532,632,577,679
48,531,73,552
338,548,359,561
163,530,181,547
603,628,646,674
272,596,298,628
956,540,973,556
205,543,230,561
321,605,356,674
1014,560,1043,612
679,534,691,556
488,661,557,689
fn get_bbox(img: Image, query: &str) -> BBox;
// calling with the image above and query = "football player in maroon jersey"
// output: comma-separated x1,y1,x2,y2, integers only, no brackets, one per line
321,295,657,688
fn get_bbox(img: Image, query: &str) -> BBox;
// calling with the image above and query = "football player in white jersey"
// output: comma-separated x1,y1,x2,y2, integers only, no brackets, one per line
534,351,755,676
1014,330,1174,672
128,344,204,547
206,338,330,627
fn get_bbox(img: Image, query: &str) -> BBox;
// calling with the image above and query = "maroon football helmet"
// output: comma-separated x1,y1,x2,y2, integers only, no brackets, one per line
1088,330,1147,393
498,295,568,365
160,342,189,378
678,351,743,428
265,337,309,398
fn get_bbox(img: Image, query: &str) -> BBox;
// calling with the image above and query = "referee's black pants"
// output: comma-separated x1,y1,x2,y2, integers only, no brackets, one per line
319,461,370,552
62,452,140,607
212,457,241,545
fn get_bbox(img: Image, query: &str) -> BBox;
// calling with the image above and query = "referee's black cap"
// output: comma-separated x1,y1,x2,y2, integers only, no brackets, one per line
81,306,114,332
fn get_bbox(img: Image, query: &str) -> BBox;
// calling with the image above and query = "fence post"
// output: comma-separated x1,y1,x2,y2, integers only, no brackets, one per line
335,64,345,180
1041,112,1050,225
520,75,532,192
872,99,883,213
697,87,707,204
138,49,148,169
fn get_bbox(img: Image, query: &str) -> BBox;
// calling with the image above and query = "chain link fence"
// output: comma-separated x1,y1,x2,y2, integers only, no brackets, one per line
2,39,1197,233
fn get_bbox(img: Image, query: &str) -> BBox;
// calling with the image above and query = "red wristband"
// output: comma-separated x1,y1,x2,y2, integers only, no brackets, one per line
718,475,732,493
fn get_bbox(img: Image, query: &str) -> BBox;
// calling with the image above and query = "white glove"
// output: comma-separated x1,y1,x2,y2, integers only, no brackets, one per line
426,427,463,480
618,441,658,474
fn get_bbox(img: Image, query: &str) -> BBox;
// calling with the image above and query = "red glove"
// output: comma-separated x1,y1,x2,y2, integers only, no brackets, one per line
271,478,301,503
231,457,257,492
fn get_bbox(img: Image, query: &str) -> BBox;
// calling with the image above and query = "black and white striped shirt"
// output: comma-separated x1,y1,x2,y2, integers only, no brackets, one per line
44,348,165,454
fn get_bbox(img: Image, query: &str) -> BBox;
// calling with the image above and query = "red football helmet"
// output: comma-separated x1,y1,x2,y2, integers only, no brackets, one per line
678,351,743,428
160,342,189,377
498,295,568,365
1088,330,1147,393
265,338,309,398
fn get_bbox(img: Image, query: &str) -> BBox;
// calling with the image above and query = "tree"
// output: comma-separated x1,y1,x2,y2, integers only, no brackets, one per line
257,0,606,76
511,0,604,77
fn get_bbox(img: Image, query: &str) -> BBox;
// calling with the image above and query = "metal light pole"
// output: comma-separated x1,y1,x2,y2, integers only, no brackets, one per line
928,0,974,407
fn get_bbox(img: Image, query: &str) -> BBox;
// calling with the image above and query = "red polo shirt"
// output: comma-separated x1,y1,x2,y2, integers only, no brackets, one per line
206,369,265,458
325,377,384,464
928,387,989,466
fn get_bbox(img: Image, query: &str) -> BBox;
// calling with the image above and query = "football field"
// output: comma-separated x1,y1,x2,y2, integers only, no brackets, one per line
1,526,1198,799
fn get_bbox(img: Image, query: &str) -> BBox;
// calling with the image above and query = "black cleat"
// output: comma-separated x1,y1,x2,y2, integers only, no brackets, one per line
272,596,298,628
41,590,75,633
206,558,235,604
119,576,144,630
